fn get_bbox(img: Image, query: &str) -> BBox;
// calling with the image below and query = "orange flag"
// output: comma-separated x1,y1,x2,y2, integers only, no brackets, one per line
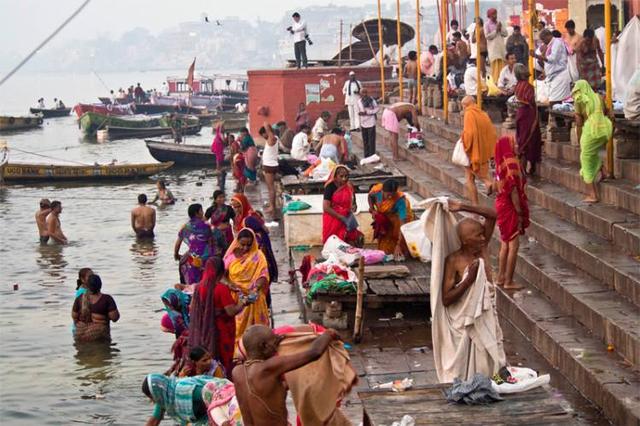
186,58,196,90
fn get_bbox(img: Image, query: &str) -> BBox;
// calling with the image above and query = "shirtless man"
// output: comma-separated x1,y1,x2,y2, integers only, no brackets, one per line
442,200,497,306
317,128,347,164
131,194,156,238
46,200,68,245
404,51,419,104
381,102,421,160
35,198,51,244
233,325,337,426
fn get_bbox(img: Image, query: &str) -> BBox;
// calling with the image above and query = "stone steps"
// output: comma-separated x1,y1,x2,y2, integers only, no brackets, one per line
350,131,640,425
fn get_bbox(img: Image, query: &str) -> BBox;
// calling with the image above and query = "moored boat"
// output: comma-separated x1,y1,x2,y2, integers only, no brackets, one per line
73,103,133,117
107,124,201,140
79,112,200,135
0,115,43,132
133,103,207,115
0,161,174,183
145,139,228,167
29,107,72,118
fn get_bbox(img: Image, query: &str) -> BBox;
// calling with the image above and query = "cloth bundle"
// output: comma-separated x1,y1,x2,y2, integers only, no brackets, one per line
445,374,503,405
306,273,357,303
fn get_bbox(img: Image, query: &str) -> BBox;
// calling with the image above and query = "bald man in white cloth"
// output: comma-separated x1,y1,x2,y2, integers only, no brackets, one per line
422,197,507,382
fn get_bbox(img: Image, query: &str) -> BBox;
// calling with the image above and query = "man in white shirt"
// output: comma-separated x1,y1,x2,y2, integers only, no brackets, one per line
357,88,380,158
446,19,460,45
463,59,485,97
497,52,518,94
37,98,45,109
342,71,362,131
311,111,331,149
531,29,570,108
290,125,311,161
160,82,169,96
288,12,308,69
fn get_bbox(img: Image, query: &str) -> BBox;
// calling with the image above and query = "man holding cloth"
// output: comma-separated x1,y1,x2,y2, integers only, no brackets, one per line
342,71,362,132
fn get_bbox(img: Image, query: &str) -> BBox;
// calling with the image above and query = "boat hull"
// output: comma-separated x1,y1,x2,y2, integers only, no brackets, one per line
107,124,201,140
29,108,72,118
0,115,43,131
79,112,200,135
73,103,133,117
145,140,228,167
134,103,206,115
0,161,174,182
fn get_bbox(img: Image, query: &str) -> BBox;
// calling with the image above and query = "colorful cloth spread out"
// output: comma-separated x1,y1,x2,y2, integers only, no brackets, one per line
322,165,362,246
462,103,497,177
162,288,191,338
494,136,530,242
147,374,213,425
201,378,243,426
211,125,225,167
572,80,613,184
369,183,414,254
514,80,542,166
231,193,278,283
178,218,214,284
306,274,356,303
223,228,270,348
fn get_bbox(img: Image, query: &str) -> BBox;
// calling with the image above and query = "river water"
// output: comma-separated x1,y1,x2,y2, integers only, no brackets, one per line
0,70,258,424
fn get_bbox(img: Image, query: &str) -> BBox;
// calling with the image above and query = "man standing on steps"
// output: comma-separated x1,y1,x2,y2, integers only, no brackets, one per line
342,71,362,132
459,96,496,205
358,88,379,158
288,12,308,69
381,102,420,160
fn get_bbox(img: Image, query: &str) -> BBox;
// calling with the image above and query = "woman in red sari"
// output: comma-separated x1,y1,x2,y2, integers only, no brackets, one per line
189,257,246,378
513,64,542,175
322,165,363,246
494,135,530,290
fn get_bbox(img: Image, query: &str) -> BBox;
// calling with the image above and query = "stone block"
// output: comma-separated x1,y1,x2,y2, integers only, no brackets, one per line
322,311,348,330
614,135,640,159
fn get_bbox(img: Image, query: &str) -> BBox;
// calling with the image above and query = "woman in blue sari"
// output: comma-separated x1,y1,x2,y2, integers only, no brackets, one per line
174,203,214,284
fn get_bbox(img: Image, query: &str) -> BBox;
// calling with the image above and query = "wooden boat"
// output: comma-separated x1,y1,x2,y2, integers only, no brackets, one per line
133,103,207,115
107,124,201,140
79,111,200,135
0,161,174,183
29,107,72,118
0,115,43,131
73,103,133,117
145,139,228,167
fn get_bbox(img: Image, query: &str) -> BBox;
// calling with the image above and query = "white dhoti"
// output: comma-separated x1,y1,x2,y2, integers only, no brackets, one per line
568,54,579,82
422,197,507,382
547,69,572,103
347,103,360,130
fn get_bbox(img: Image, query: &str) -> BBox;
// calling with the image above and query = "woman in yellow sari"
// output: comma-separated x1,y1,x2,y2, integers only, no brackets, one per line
223,228,270,348
368,179,414,256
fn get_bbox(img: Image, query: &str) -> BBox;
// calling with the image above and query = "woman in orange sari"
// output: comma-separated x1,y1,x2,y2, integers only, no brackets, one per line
494,135,530,290
322,165,363,246
223,228,270,349
368,179,414,256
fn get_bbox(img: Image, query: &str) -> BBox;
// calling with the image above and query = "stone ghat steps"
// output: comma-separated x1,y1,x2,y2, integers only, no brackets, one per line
381,129,640,360
422,109,640,185
350,132,640,425
410,118,640,254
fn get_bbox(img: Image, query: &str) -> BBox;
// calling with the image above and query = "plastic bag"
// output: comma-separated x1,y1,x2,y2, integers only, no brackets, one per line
322,235,360,266
282,200,312,214
491,366,551,394
451,138,470,167
400,217,432,262
486,75,501,96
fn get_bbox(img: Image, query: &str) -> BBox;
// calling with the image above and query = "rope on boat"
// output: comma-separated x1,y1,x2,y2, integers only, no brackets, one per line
0,0,92,88
9,147,92,166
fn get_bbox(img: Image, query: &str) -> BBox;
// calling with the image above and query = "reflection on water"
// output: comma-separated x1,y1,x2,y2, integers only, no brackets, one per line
74,341,121,386
36,243,68,281
130,238,158,280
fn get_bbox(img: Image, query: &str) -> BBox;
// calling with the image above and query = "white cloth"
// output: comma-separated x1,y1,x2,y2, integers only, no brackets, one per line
160,83,169,96
262,137,279,167
422,197,506,383
624,69,640,120
358,98,379,128
342,80,362,105
613,16,640,103
466,23,478,59
347,104,360,130
291,132,310,161
567,53,579,82
544,38,569,81
547,68,572,103
292,20,307,43
485,21,508,62
311,117,328,142
497,65,517,90
464,65,479,96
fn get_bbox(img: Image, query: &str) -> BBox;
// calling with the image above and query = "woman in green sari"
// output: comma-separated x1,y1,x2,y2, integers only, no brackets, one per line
572,80,613,203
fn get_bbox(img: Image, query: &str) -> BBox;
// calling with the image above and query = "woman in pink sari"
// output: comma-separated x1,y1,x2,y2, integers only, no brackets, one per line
513,64,542,175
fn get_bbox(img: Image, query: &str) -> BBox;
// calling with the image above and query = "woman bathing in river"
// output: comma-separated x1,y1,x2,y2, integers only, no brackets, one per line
72,274,120,342
150,180,176,205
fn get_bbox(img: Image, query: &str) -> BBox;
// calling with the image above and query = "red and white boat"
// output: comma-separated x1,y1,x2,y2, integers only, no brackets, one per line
73,103,134,117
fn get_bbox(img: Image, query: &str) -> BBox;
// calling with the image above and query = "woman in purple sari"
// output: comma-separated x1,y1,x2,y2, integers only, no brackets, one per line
513,64,542,175
174,203,214,284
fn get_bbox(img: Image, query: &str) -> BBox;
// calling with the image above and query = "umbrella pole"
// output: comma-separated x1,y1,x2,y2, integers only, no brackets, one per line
353,256,365,342
605,0,614,179
377,0,386,102
416,0,422,114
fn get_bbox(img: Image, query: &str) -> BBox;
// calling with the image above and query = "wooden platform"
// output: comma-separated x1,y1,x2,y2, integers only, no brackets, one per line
282,162,406,194
359,385,577,425
290,247,430,307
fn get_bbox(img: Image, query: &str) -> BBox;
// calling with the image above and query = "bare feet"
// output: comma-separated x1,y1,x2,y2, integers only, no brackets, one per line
582,196,598,204
503,282,524,290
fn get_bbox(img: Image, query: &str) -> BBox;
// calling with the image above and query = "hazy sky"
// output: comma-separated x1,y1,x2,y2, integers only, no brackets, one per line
0,0,379,53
